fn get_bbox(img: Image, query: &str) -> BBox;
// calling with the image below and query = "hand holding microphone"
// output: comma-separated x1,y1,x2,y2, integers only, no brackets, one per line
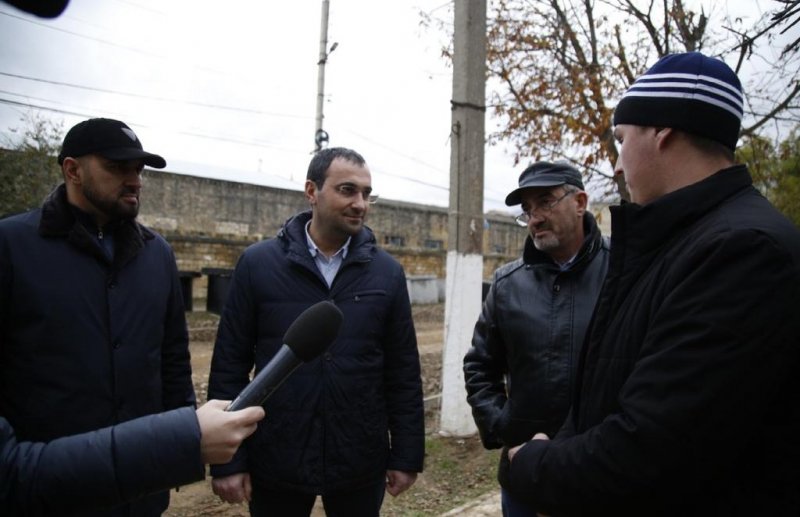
197,400,264,464
226,301,343,411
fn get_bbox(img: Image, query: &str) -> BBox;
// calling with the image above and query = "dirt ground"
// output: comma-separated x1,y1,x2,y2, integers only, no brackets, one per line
167,304,497,517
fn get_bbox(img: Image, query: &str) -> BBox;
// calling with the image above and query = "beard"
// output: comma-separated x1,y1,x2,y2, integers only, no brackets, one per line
82,183,139,222
533,232,560,253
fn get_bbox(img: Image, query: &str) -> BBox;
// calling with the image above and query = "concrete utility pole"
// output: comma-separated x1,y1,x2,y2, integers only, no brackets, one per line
314,0,333,152
439,0,486,436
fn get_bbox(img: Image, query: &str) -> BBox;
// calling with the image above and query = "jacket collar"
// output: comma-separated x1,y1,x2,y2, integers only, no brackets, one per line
38,183,154,268
609,164,751,255
522,211,605,271
279,210,376,264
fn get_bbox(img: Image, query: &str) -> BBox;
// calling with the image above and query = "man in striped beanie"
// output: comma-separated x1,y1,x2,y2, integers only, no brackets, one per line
501,52,800,516
614,51,743,150
612,51,744,204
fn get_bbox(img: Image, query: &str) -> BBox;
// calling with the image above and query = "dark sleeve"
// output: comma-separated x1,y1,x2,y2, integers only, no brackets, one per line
207,253,257,477
504,231,800,513
0,408,204,516
463,277,509,449
0,226,9,355
552,406,577,441
160,245,197,410
383,266,425,473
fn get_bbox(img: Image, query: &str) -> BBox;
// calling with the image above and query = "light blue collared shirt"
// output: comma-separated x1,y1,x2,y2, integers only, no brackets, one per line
305,221,350,287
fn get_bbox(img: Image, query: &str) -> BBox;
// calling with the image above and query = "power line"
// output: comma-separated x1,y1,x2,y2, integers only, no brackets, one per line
0,82,467,197
339,126,510,204
0,72,312,120
340,126,447,174
0,96,512,205
0,6,471,201
0,7,225,77
0,76,493,201
368,164,448,192
0,9,164,59
0,97,93,119
0,97,305,153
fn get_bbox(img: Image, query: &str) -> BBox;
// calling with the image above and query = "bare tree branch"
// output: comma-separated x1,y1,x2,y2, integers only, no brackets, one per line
743,81,800,136
480,0,797,200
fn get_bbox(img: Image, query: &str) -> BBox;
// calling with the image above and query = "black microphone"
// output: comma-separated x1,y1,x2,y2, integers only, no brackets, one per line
3,0,70,18
226,300,343,411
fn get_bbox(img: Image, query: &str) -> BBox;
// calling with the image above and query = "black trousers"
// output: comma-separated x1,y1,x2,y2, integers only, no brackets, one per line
248,481,386,517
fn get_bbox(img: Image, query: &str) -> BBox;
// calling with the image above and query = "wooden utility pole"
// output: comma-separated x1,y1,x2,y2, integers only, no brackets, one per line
439,0,486,436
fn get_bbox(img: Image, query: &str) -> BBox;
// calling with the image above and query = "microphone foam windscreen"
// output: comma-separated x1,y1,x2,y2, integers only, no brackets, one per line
5,0,69,17
284,301,343,362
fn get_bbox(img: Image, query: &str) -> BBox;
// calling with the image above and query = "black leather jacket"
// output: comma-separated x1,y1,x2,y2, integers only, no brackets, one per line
464,212,609,448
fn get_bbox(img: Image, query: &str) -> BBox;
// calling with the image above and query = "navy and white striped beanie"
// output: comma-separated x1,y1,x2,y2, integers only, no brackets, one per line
613,52,743,151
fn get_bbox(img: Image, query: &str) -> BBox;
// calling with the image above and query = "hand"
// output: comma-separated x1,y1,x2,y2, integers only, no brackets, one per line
196,399,265,465
385,470,417,497
508,432,549,462
212,472,253,504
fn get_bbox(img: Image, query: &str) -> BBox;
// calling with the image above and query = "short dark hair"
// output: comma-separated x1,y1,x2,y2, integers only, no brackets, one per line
306,147,366,188
683,131,735,162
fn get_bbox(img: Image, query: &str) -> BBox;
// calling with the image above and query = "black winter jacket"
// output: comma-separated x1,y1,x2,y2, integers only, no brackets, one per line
208,211,424,494
504,166,800,516
0,409,204,516
0,185,196,516
464,213,609,447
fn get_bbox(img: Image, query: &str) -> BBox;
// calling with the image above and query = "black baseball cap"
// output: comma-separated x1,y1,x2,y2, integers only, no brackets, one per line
57,118,166,168
504,161,584,206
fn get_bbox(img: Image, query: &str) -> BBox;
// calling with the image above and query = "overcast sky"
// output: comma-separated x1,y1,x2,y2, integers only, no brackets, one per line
0,0,525,213
0,0,785,214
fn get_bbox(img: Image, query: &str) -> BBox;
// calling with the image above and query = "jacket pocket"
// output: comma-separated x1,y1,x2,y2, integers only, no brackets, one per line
349,289,387,302
337,290,390,342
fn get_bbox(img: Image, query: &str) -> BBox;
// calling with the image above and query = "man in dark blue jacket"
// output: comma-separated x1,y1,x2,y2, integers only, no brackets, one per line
0,118,196,516
208,147,425,517
503,52,800,516
464,161,609,516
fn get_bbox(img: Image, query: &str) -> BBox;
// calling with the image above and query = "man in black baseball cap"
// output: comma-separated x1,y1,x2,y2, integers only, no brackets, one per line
55,117,165,226
57,117,166,168
0,118,195,516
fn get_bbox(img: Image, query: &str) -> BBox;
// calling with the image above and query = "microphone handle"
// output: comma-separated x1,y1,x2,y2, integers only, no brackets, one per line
226,345,301,411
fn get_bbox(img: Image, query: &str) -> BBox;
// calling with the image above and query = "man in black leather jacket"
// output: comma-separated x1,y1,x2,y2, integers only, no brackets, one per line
463,161,609,516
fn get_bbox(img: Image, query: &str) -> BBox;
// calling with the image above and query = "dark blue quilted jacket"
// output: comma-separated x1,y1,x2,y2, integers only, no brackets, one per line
208,211,424,494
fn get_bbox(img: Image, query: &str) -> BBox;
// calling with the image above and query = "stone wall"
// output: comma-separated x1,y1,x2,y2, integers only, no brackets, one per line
137,170,529,307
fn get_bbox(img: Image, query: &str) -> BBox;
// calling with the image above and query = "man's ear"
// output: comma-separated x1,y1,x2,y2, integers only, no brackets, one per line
574,190,588,216
62,157,81,184
654,127,674,150
304,179,317,205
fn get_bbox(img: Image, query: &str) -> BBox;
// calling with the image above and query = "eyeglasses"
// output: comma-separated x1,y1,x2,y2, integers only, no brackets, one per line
514,190,574,226
333,184,379,204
